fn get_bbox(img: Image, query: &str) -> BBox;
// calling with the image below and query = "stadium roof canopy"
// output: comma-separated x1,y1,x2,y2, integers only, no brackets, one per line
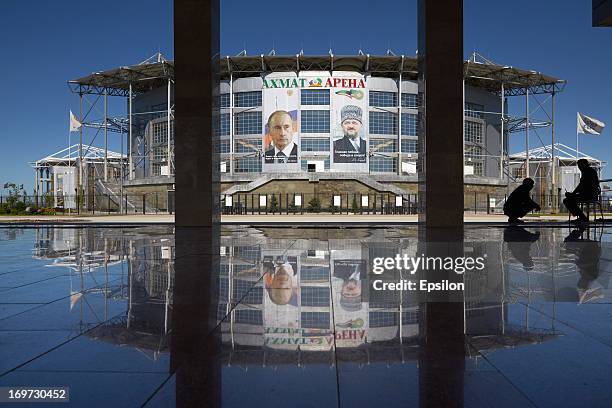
69,53,565,97
509,143,602,165
31,144,126,168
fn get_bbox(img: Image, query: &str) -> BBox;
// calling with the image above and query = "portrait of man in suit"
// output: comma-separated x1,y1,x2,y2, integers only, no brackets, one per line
264,110,298,164
333,105,367,163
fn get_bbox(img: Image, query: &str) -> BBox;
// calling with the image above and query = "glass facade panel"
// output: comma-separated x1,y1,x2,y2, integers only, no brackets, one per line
234,157,262,173
301,89,330,105
401,93,418,108
401,139,417,153
301,110,330,133
219,139,230,154
369,111,397,135
235,91,262,108
301,312,330,329
465,102,484,119
235,111,262,135
301,137,330,152
300,266,330,282
369,157,397,172
370,139,397,152
220,113,230,136
220,93,230,108
235,139,260,153
300,287,330,307
152,146,167,161
369,311,398,327
234,309,263,325
465,121,483,143
369,91,397,107
401,114,417,136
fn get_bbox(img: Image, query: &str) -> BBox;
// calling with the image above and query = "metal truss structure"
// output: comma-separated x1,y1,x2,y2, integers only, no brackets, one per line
68,53,174,190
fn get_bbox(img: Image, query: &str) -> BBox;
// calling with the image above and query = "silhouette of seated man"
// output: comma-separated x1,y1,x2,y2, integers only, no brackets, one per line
563,226,603,303
563,158,601,223
503,178,540,223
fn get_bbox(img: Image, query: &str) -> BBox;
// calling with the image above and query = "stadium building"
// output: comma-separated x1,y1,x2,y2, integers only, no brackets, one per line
65,52,566,212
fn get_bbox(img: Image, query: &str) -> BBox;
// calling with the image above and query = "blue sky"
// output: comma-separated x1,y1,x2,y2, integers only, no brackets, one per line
1,0,611,191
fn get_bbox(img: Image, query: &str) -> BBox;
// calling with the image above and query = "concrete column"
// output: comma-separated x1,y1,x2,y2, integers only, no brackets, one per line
175,0,220,227
173,1,221,407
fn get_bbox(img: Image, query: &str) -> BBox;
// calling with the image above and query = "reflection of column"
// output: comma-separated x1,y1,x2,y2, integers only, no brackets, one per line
229,71,234,175
128,83,133,180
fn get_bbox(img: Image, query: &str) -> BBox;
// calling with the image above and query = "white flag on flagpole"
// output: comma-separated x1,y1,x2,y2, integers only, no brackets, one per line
69,110,82,132
577,112,605,135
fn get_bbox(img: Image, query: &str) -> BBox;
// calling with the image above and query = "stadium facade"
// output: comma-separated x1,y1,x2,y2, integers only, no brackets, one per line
66,53,566,212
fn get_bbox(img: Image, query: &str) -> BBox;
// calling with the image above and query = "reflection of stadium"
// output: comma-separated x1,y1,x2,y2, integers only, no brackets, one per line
65,53,565,211
31,226,612,364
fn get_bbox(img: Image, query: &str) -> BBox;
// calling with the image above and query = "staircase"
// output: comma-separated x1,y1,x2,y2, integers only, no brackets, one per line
222,173,408,196
96,179,138,212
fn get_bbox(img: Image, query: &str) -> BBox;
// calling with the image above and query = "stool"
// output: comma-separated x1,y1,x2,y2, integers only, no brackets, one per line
567,198,604,223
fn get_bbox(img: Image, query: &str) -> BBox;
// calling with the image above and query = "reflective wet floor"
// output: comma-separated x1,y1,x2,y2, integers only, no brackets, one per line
0,225,611,407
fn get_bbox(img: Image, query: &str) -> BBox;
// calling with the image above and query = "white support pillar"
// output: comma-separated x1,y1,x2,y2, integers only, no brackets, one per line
78,93,83,209
397,56,403,175
500,82,504,180
525,89,530,178
167,78,172,176
35,165,39,205
128,83,133,180
104,89,108,182
120,130,124,213
229,71,234,175
551,92,556,209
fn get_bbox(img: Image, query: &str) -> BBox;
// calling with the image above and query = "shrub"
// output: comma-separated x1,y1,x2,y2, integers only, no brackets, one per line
269,195,279,213
352,196,360,213
44,192,54,208
16,201,26,209
307,197,321,213
39,207,56,215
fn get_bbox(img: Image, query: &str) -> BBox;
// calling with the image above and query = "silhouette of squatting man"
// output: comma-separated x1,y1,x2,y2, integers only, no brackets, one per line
503,178,541,223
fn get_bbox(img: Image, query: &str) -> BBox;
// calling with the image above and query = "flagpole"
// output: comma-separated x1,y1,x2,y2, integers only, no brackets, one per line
68,125,71,213
576,112,579,162
576,127,579,162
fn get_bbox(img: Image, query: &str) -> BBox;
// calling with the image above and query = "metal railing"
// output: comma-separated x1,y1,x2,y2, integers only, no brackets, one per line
2,192,611,216
0,193,172,215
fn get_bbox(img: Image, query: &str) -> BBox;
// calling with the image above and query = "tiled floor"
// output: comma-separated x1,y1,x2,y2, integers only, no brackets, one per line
1,225,611,407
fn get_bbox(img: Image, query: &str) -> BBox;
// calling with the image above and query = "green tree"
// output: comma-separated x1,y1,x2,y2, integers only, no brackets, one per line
307,196,321,213
269,195,279,213
2,183,23,209
352,195,360,213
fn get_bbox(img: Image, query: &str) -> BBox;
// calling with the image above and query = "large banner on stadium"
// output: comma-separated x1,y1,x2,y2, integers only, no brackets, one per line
262,72,300,172
261,72,368,173
330,73,368,172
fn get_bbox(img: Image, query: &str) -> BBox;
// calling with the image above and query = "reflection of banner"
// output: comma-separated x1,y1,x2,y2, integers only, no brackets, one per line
332,255,368,347
262,251,301,350
262,73,300,172
331,73,368,172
